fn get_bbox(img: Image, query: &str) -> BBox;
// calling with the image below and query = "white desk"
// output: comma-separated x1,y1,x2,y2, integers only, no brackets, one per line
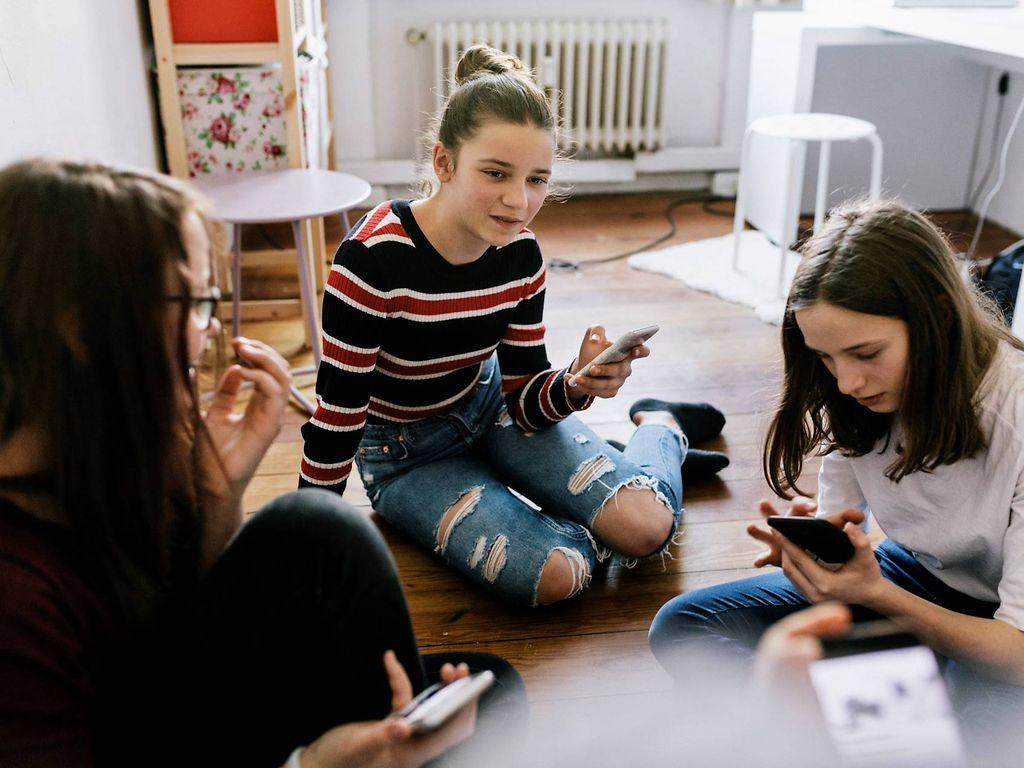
744,2,1024,250
846,3,1024,64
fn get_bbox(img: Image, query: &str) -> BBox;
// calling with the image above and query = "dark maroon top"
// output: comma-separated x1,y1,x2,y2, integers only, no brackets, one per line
0,498,111,768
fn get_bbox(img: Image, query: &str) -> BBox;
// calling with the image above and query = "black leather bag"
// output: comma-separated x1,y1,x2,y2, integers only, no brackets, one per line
981,238,1024,324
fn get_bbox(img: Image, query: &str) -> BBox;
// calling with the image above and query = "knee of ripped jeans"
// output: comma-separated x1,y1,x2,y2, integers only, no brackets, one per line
534,546,592,606
597,475,682,567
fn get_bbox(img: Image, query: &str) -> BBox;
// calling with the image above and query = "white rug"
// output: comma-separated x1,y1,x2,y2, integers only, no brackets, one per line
628,230,801,325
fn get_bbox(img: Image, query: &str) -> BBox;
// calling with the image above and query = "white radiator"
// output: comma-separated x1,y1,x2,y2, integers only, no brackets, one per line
432,19,668,155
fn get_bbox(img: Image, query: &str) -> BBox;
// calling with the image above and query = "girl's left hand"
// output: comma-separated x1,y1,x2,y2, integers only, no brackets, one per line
777,523,887,606
568,324,650,400
198,337,291,507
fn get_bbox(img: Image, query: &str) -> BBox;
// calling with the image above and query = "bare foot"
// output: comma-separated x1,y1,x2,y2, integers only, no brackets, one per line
632,410,683,435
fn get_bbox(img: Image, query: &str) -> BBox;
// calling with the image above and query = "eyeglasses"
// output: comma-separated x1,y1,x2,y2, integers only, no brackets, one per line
167,285,221,330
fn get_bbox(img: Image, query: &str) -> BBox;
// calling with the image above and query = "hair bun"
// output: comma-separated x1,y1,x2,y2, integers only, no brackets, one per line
454,44,528,85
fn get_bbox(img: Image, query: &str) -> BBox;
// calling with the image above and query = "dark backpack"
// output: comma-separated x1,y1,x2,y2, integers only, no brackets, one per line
981,238,1024,324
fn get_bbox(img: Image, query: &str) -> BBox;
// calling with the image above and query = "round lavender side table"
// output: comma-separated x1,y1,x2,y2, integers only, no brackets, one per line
190,169,371,413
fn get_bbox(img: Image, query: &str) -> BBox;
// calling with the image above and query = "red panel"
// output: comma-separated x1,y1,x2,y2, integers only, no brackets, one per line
168,0,279,43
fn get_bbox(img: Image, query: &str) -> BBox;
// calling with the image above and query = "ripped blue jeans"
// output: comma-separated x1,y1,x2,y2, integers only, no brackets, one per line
355,355,684,606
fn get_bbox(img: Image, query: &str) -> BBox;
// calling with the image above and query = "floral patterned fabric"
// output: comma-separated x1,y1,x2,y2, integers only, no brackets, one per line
178,66,289,176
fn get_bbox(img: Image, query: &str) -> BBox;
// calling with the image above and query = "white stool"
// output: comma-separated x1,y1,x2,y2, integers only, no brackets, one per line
731,113,884,297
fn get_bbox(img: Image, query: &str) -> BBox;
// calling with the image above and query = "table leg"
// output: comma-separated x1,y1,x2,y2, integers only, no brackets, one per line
290,219,322,415
867,132,884,199
777,139,799,298
813,140,831,234
292,219,322,366
312,216,327,300
232,222,242,339
732,126,754,273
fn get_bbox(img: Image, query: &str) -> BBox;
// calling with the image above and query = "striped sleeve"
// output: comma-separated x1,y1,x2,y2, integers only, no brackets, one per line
496,254,592,432
299,236,385,495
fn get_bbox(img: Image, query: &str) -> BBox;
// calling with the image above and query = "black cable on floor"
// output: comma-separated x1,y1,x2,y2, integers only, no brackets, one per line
701,198,736,218
547,192,729,272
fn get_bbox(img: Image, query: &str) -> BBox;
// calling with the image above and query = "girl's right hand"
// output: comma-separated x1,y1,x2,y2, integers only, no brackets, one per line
746,498,865,569
299,651,477,768
199,337,291,507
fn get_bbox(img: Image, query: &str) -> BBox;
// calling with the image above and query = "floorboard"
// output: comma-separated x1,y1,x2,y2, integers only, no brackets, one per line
234,194,1019,706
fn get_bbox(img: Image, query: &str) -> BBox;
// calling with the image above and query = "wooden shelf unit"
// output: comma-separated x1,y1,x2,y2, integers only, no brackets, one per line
148,0,335,331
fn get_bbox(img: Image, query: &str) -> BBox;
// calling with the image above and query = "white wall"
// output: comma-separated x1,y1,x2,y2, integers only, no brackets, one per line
805,48,1024,237
805,42,988,212
326,0,766,187
7,1,1015,233
0,0,160,169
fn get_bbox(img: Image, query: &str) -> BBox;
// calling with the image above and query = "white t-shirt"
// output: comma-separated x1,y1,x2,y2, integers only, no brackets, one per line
816,342,1024,631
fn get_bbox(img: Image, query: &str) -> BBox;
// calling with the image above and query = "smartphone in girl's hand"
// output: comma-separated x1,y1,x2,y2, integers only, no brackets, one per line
397,670,494,733
766,515,855,567
568,325,659,386
810,621,966,768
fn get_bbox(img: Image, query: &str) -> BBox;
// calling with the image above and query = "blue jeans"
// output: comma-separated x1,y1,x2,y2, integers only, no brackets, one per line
649,539,999,665
649,539,1024,761
355,355,684,606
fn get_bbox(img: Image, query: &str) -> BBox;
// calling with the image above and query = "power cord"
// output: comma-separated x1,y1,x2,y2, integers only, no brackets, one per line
961,72,1010,234
701,198,736,218
547,192,726,272
967,85,1024,261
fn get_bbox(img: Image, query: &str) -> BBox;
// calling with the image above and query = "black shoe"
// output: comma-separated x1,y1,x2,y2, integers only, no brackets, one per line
628,399,726,445
681,448,730,483
604,438,728,482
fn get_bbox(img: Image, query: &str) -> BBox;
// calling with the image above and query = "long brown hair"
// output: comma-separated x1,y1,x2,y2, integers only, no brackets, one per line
417,44,557,197
0,159,217,625
764,198,1023,499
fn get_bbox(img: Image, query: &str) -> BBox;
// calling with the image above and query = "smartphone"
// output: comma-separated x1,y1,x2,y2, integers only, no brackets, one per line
809,621,966,767
567,325,659,386
766,515,855,566
396,670,494,733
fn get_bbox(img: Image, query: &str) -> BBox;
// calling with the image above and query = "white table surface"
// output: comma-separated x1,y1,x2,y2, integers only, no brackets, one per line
189,168,371,224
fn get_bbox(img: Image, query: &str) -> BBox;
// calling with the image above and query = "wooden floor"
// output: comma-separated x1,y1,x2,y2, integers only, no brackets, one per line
236,194,1019,747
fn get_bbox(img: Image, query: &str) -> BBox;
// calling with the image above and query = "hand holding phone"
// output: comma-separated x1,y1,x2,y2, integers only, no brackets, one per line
301,652,480,768
748,502,865,569
810,621,967,767
396,671,495,733
568,325,659,387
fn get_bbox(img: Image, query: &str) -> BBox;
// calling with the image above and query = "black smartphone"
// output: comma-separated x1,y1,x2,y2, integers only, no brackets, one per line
766,515,855,565
810,621,966,767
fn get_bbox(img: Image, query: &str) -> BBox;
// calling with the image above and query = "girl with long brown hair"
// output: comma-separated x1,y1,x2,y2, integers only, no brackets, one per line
0,158,524,768
650,199,1024,715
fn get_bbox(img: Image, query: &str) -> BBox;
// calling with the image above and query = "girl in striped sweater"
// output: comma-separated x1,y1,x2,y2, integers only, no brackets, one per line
299,45,727,606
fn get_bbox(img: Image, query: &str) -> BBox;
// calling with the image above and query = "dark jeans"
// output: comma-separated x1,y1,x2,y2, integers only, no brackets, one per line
140,490,525,767
648,539,1024,764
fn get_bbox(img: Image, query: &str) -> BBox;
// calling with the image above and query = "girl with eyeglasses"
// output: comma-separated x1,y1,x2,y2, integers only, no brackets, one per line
0,159,525,768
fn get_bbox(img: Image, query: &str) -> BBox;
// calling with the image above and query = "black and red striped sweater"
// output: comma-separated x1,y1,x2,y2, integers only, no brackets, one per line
298,199,592,494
